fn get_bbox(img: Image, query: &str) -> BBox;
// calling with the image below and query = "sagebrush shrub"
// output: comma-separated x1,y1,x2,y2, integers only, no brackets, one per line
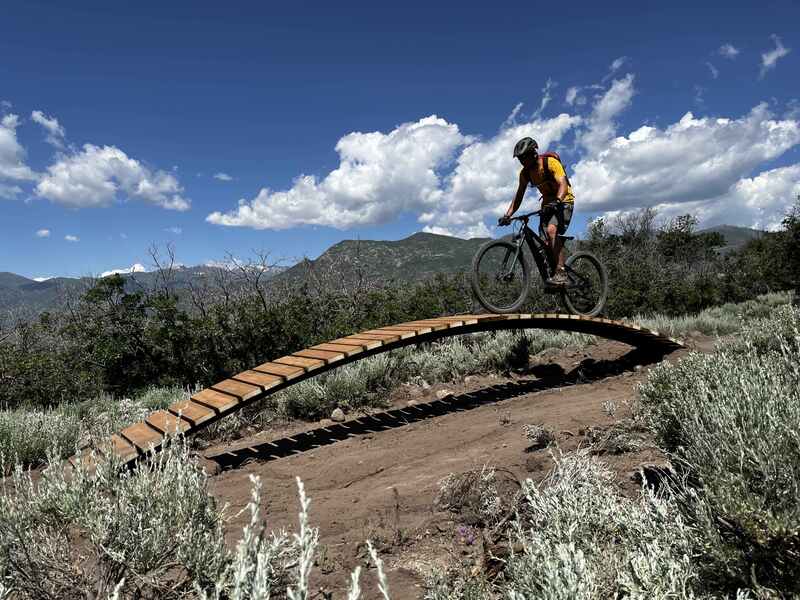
435,465,505,525
638,305,800,591
0,439,227,599
429,451,700,599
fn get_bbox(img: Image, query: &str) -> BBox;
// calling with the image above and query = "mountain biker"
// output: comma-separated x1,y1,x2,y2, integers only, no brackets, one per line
498,137,574,286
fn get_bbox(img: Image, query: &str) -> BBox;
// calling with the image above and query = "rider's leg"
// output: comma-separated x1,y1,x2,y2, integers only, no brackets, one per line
544,223,565,286
554,204,572,273
546,223,564,271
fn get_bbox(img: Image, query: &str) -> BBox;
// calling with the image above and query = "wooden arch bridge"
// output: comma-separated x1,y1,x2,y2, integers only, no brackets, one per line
71,313,683,470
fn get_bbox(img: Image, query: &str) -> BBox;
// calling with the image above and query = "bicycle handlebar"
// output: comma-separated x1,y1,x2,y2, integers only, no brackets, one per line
499,201,567,226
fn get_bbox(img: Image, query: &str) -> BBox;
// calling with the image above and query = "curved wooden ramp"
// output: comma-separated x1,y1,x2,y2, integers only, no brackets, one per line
70,313,683,470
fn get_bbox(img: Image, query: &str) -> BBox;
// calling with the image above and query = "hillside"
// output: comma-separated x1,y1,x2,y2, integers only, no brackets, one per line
0,225,768,316
272,231,490,286
699,224,765,251
0,266,264,318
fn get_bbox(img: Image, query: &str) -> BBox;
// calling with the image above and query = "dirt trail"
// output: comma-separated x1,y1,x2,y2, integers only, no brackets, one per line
206,335,715,599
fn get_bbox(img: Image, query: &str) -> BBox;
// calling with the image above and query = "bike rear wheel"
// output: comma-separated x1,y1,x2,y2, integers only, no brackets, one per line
471,240,530,314
560,251,608,317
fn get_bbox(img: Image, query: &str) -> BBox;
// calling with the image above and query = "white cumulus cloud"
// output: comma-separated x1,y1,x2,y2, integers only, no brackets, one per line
35,228,51,238
419,113,581,238
532,79,556,119
65,234,79,242
604,164,800,232
571,103,800,214
213,172,233,181
0,183,22,199
705,62,719,79
31,110,66,148
207,65,800,237
760,34,791,77
0,114,37,182
35,144,190,211
579,74,636,155
100,263,148,278
601,57,629,83
207,115,470,230
718,43,740,59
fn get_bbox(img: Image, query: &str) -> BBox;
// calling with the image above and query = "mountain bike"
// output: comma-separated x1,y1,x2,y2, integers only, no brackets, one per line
470,206,608,316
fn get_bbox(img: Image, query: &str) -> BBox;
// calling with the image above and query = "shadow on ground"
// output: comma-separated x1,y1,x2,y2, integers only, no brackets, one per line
206,346,669,470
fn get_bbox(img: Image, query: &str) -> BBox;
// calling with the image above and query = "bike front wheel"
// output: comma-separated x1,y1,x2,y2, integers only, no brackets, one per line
560,251,608,317
471,240,530,314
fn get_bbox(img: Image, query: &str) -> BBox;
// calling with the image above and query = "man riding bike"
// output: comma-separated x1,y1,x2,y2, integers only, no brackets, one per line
498,137,574,286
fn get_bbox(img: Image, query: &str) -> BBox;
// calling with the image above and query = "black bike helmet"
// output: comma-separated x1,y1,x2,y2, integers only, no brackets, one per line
513,137,538,159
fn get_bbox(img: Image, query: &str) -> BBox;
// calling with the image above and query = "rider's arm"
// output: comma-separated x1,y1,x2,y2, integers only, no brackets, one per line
555,175,568,203
503,170,528,218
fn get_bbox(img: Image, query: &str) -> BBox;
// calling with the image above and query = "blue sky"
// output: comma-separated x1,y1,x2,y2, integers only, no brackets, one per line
2,0,799,279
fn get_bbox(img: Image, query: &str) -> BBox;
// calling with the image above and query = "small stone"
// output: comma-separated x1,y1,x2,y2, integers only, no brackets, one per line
420,380,431,390
464,375,478,385
331,408,346,422
196,457,222,476
688,330,703,338
634,365,643,372
407,400,418,406
436,389,453,400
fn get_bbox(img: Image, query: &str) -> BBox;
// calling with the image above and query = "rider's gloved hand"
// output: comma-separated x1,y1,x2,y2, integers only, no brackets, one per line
498,215,512,226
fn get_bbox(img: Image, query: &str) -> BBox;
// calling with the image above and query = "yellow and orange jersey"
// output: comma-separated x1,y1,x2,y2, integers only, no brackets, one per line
520,156,574,204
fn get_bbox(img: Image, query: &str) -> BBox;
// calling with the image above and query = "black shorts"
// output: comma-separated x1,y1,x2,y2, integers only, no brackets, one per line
540,203,573,235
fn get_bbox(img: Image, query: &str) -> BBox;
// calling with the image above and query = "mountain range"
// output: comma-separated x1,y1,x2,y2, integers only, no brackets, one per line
0,225,764,317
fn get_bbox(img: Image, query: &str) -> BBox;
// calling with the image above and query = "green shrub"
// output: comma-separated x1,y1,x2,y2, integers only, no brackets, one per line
428,451,701,599
638,305,800,592
0,440,227,598
0,387,190,469
0,440,390,600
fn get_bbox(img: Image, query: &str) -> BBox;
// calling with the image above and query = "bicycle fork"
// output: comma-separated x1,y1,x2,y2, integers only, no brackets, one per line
498,237,525,281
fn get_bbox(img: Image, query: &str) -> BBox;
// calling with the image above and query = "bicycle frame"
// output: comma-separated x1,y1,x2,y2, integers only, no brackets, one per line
507,217,557,283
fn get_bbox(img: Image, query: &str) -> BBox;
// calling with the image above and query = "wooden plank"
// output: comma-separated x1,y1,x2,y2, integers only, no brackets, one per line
191,388,240,413
404,320,452,330
365,328,416,339
436,315,478,324
333,336,383,350
212,378,262,401
107,434,138,461
344,332,399,343
385,324,434,333
254,362,305,379
168,400,217,427
145,410,192,435
432,316,479,325
312,342,365,355
467,314,508,321
295,348,346,362
120,421,163,453
275,355,325,370
234,370,284,390
69,448,98,471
